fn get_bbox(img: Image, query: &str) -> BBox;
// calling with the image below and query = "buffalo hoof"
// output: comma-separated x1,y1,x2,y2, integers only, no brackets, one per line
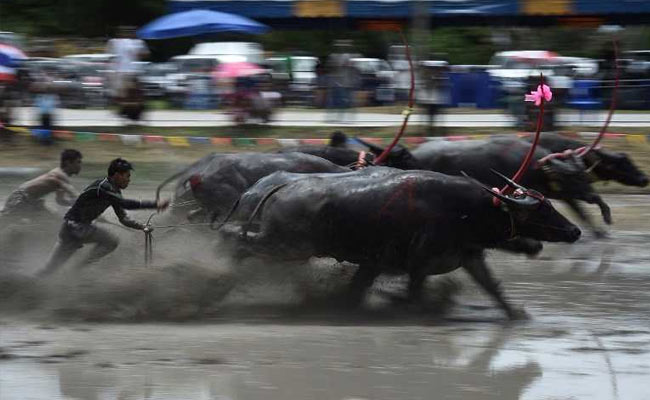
506,307,530,321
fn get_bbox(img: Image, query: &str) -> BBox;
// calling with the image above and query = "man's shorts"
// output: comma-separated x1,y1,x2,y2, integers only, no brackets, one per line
0,189,47,218
59,220,96,247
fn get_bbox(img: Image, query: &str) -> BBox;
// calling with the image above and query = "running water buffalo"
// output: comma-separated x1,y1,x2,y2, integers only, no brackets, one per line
219,167,544,257
401,137,612,236
220,167,581,319
276,131,420,170
277,141,421,170
522,132,649,187
167,152,349,222
276,145,373,168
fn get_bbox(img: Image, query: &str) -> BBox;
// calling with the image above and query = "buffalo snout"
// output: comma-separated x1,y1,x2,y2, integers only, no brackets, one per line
565,226,581,243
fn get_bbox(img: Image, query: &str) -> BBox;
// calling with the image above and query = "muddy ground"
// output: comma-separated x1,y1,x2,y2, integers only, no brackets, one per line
1,157,649,399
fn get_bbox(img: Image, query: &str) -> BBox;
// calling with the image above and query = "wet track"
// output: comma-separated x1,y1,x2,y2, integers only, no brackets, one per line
1,184,650,399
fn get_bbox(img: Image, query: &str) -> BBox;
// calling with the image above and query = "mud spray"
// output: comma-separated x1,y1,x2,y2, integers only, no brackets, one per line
1,221,461,322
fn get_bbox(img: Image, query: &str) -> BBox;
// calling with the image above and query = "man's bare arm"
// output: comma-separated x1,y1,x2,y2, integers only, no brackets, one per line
53,176,78,206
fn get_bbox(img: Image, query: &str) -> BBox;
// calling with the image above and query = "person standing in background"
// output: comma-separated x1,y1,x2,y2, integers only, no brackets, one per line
106,26,148,103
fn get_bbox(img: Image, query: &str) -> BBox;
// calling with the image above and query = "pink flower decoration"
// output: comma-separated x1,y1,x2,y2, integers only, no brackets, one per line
524,84,553,106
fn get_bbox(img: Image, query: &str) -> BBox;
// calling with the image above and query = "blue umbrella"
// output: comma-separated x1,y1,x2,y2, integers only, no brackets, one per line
137,9,270,40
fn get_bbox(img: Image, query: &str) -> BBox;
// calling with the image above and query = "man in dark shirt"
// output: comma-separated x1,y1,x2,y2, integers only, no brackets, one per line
39,158,169,276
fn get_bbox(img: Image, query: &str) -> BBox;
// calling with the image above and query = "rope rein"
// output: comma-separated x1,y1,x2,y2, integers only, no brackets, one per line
374,31,415,165
578,39,620,158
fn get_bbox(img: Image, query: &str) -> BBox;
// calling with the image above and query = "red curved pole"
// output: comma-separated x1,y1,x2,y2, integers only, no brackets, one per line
502,73,546,194
375,31,415,165
579,39,620,157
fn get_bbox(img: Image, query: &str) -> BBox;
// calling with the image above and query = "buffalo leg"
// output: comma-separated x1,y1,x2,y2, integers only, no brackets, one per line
407,268,427,304
346,264,380,307
497,237,543,257
462,251,527,320
564,198,607,238
585,194,612,225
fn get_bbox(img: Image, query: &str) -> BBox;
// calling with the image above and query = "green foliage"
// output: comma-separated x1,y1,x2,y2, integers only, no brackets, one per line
428,27,497,64
1,0,649,64
260,30,402,59
0,0,166,36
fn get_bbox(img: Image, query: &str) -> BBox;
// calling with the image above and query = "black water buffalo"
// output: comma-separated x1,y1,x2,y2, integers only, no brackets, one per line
409,137,611,236
219,167,545,257
523,133,649,187
276,145,372,168
168,152,349,222
277,139,421,170
221,167,580,319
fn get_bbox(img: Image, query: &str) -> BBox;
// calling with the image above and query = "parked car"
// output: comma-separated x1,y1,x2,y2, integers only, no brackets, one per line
167,55,219,107
0,31,24,48
69,61,111,108
624,50,650,77
267,55,318,105
617,50,650,109
63,53,115,65
189,42,264,64
25,57,86,109
487,50,560,83
140,62,176,99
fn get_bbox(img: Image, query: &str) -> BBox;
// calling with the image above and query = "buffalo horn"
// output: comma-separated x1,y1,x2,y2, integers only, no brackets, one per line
490,169,527,191
462,171,540,209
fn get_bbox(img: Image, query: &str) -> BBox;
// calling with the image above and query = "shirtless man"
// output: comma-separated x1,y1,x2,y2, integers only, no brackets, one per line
1,149,82,220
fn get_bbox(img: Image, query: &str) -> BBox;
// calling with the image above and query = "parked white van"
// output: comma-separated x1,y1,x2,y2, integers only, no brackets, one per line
189,42,264,64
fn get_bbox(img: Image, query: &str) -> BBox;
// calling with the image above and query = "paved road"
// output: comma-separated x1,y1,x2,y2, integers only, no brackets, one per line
12,107,650,128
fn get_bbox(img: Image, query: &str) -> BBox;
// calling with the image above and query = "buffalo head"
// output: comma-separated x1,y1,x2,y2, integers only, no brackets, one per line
354,137,421,169
586,149,649,187
466,170,581,244
537,156,596,199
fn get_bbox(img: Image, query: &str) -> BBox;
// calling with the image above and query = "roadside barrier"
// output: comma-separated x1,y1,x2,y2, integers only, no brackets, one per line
3,125,648,147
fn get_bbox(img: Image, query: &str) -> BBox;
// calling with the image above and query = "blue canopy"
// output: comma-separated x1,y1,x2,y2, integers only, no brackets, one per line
137,9,269,40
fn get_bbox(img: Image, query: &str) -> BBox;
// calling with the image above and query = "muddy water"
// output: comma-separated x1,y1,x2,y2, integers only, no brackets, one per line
1,187,649,399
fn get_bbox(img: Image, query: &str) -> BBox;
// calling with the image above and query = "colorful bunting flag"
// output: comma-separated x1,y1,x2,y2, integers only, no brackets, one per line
167,136,190,147
232,138,256,147
211,137,232,146
120,134,142,145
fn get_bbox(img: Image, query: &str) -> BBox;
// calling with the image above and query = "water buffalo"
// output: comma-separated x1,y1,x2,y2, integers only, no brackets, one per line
277,139,421,170
220,167,580,319
523,132,649,187
276,145,373,168
408,137,611,236
218,167,545,257
167,152,349,222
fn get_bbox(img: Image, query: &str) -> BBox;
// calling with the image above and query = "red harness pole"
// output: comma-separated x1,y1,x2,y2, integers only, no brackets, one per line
579,39,620,157
501,73,546,194
374,31,415,165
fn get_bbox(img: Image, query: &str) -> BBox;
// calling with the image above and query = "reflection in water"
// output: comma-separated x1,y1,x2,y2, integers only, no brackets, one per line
0,326,541,400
